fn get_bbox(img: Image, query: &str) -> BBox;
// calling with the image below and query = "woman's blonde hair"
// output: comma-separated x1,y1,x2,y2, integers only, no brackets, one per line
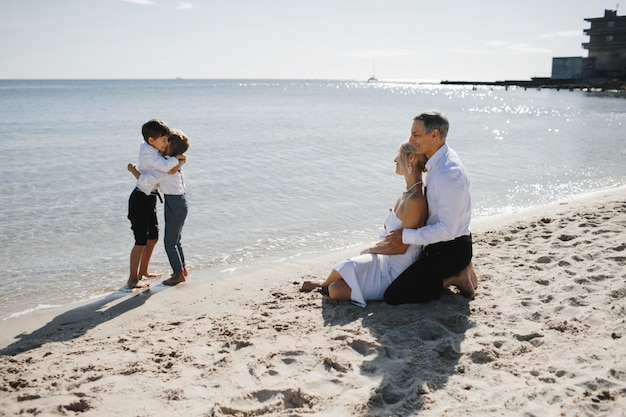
397,141,426,173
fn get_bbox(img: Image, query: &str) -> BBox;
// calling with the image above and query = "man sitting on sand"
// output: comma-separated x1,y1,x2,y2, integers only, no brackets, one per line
384,111,477,304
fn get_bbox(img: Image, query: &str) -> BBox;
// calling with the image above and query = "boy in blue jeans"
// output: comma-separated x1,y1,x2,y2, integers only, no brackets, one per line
127,119,184,289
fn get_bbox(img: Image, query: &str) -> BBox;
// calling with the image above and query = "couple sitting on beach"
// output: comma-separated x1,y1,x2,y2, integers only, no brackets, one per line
301,111,476,307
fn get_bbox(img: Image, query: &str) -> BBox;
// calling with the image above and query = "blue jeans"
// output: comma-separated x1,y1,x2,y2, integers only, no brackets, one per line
164,194,188,274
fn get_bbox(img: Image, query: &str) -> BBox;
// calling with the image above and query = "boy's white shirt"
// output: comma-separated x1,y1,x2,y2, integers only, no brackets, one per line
158,168,185,195
140,166,185,196
135,142,179,196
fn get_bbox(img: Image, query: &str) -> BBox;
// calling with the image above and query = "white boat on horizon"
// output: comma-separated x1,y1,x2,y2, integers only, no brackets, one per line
367,58,378,82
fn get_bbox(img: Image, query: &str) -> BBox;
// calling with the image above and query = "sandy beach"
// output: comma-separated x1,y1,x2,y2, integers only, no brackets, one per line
1,186,624,417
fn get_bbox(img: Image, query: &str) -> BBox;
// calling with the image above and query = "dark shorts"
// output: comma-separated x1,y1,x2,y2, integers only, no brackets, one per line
128,188,158,246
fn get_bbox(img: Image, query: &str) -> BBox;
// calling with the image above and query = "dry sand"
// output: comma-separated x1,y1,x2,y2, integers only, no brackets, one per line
1,186,624,417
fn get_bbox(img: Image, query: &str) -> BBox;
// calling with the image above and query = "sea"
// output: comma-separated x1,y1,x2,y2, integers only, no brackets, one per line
1,79,625,320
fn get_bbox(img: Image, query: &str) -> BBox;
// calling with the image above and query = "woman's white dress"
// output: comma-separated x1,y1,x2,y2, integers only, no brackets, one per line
334,210,422,307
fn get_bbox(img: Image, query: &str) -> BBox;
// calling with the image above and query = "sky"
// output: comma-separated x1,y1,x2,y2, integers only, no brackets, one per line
0,0,618,81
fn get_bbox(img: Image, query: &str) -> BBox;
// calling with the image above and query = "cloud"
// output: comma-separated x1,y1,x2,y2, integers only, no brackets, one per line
540,30,582,38
451,48,497,55
176,2,193,9
486,41,508,47
455,40,551,55
508,43,552,53
345,49,417,59
122,0,154,4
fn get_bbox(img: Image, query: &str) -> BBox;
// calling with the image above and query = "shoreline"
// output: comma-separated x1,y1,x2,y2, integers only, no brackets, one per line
0,185,624,416
2,184,623,322
470,183,626,231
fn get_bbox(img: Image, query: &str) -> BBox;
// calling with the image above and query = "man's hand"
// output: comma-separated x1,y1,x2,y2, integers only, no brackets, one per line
360,241,386,255
384,230,405,251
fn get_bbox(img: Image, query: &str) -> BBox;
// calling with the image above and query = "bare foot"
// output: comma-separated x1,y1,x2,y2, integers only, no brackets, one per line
162,273,186,286
468,262,478,289
300,281,322,292
171,267,190,278
127,278,150,289
442,265,476,299
141,272,162,278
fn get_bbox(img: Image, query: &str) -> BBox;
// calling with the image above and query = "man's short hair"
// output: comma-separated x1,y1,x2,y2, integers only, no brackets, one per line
414,111,449,141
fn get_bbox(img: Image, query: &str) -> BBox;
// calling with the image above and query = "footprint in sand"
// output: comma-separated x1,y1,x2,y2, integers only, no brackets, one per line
215,388,317,416
260,351,309,378
611,243,625,252
607,256,625,265
323,356,351,373
469,348,497,364
62,398,92,413
348,339,379,357
589,274,612,282
163,388,184,401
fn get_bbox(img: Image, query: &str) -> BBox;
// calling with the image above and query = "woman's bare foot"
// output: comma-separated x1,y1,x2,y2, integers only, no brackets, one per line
162,273,186,286
300,281,323,292
127,278,150,289
141,272,161,279
442,265,476,299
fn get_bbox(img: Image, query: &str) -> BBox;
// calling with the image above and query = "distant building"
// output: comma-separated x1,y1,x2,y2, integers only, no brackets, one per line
551,9,626,80
443,9,625,89
583,9,626,78
551,57,583,79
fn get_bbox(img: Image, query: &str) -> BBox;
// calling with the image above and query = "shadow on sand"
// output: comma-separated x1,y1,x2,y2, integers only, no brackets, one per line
0,287,156,356
321,290,472,416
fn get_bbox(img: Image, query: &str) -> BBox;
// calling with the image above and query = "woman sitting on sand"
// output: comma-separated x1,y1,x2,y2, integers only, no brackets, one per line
300,142,427,307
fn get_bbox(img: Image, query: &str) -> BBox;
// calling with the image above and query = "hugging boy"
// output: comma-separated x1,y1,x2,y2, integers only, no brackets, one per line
128,129,190,286
126,119,182,288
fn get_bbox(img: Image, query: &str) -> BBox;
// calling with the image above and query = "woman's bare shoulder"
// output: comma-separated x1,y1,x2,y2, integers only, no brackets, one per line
401,192,428,228
406,191,426,204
